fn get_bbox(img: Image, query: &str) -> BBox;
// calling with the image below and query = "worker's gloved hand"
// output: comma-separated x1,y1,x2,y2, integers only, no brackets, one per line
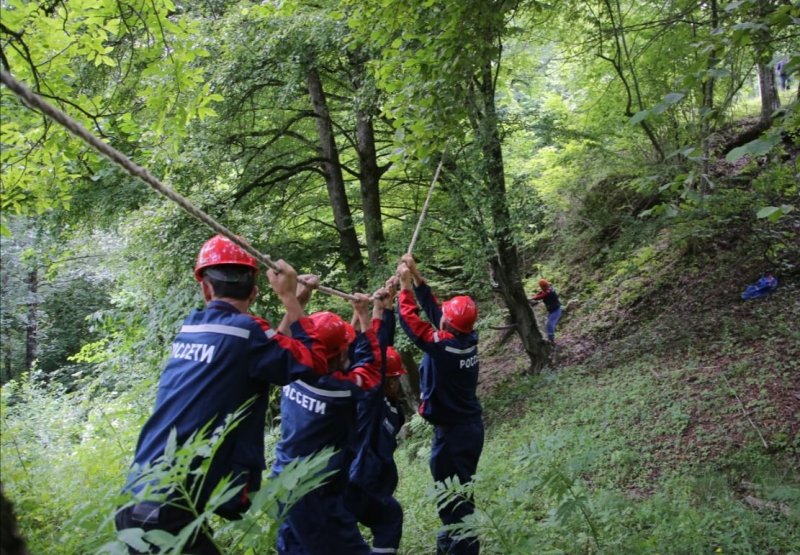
268,260,298,300
385,275,399,292
351,292,371,313
296,274,319,307
400,254,423,284
373,287,388,306
351,292,372,331
396,263,413,290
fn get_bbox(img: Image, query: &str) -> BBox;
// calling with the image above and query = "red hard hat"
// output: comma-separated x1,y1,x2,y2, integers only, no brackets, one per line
344,322,357,345
309,311,351,359
538,279,549,289
385,347,407,378
441,295,477,333
194,235,259,281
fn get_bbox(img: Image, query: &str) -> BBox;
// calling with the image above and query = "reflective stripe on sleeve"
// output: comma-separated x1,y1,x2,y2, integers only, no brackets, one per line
294,380,352,398
180,324,251,339
444,345,476,355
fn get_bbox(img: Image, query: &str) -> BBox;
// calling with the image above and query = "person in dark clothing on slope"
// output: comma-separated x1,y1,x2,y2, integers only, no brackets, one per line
345,278,406,554
396,254,483,555
272,288,385,555
116,235,328,555
530,278,562,344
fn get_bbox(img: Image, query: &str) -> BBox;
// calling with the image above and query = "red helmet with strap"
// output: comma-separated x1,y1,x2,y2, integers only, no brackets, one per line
309,311,351,359
385,347,407,377
194,235,259,281
441,295,477,333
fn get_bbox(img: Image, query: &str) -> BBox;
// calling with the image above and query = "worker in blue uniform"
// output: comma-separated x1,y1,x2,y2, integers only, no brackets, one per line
115,235,328,555
272,288,385,555
345,278,406,554
396,254,483,555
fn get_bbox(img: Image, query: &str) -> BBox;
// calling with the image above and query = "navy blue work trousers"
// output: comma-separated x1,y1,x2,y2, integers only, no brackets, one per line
277,486,371,555
344,483,403,553
430,419,484,555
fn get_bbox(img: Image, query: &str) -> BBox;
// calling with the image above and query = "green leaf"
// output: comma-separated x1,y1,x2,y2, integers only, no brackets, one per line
724,0,746,12
118,528,149,551
757,205,794,222
629,110,649,124
142,528,177,548
725,133,781,162
756,206,780,219
708,68,731,79
663,92,685,104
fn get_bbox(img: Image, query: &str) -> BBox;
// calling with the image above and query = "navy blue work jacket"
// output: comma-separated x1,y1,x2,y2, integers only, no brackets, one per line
398,283,482,426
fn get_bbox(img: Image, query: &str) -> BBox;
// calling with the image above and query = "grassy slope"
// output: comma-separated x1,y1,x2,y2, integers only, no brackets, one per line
394,221,800,552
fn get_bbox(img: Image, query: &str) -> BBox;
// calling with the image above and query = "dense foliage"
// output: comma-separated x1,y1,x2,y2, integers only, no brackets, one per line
1,0,798,552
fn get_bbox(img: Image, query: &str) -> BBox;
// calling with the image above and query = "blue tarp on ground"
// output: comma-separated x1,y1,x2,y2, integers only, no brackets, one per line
741,274,779,300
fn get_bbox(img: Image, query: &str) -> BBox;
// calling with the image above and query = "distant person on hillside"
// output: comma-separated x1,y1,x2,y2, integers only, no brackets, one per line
116,235,327,555
776,58,791,91
396,254,483,555
529,278,562,344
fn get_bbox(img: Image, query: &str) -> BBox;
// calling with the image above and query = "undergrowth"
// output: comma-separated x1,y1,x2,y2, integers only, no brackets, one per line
394,344,800,554
1,136,797,554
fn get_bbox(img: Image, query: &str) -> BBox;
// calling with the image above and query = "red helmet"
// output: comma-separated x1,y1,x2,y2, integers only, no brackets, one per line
385,347,407,378
194,235,259,281
441,295,477,333
344,322,357,345
309,311,351,359
538,279,550,289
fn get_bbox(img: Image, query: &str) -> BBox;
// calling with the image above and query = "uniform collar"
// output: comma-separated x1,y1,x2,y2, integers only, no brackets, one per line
206,299,242,313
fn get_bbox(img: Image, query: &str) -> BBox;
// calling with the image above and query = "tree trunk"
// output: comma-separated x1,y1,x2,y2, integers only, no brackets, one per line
348,48,388,268
757,62,780,124
476,62,550,372
0,484,29,555
307,68,366,288
24,268,37,372
701,0,719,178
355,110,387,266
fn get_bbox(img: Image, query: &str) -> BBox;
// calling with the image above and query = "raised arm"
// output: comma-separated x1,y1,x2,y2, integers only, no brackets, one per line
400,255,442,327
396,261,442,352
332,293,382,390
269,262,314,336
250,269,327,381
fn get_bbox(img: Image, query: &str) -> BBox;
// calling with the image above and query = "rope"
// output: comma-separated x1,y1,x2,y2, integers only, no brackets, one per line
406,153,445,255
1,70,356,301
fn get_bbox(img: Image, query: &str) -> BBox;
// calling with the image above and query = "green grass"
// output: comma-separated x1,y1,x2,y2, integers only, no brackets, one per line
394,348,800,554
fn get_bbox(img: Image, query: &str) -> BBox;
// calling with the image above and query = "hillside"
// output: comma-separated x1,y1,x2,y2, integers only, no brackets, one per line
392,198,800,553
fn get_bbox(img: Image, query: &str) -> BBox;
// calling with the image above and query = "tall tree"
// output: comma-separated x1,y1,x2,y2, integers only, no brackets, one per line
349,0,552,370
198,1,400,289
307,67,367,287
349,47,389,266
